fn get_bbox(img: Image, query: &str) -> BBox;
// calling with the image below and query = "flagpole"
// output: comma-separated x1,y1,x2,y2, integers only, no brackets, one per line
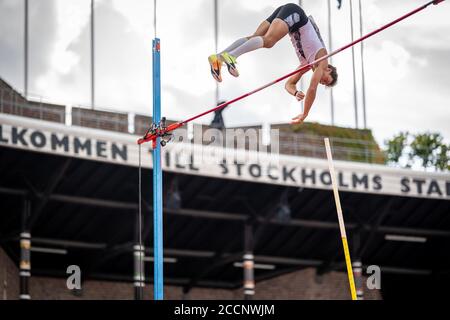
349,0,359,128
24,0,29,99
359,0,367,128
214,0,219,106
90,0,95,109
298,0,304,113
327,0,335,125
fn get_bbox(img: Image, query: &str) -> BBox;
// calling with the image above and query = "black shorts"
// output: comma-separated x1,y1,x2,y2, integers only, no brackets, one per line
266,3,309,33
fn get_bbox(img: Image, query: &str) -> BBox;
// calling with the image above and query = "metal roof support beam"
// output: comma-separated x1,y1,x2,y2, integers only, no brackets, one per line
0,187,27,196
0,187,27,244
253,193,290,248
1,187,450,238
182,197,286,295
268,217,344,229
7,235,439,280
146,248,216,259
81,242,135,282
28,159,72,229
32,237,107,250
166,207,247,221
374,225,450,238
254,255,322,267
183,201,288,295
50,194,138,210
375,266,432,276
358,199,394,258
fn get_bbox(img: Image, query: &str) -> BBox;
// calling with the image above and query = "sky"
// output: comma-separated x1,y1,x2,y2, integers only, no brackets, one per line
0,0,449,147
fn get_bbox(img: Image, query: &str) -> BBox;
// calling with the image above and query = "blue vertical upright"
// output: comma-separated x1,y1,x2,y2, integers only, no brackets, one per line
152,37,163,300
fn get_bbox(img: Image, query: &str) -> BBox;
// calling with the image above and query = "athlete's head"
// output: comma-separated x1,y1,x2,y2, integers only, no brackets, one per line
320,64,338,87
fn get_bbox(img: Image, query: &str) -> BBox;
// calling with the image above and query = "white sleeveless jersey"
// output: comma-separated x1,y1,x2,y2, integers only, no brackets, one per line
289,16,326,66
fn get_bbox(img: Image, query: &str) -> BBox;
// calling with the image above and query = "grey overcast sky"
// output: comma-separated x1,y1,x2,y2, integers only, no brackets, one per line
0,0,449,146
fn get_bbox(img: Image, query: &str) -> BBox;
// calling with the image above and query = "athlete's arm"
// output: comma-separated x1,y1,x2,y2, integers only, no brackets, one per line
291,61,326,124
284,65,310,100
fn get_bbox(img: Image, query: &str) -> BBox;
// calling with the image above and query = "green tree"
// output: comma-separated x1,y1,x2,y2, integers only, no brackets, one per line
384,132,409,166
410,133,443,169
434,143,450,171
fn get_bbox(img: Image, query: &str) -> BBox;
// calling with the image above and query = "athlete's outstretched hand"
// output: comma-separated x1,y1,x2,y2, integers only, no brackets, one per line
295,91,305,101
291,113,308,124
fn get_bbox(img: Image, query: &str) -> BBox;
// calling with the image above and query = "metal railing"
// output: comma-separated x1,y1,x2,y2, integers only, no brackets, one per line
71,107,129,133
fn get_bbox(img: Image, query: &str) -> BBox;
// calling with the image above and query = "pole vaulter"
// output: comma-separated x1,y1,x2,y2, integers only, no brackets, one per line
138,0,444,301
138,0,444,147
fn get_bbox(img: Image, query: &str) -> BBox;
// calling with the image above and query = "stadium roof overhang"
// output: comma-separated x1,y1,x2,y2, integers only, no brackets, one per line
1,114,450,291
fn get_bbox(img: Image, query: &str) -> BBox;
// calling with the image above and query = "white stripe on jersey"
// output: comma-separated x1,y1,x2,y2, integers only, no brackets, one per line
289,15,326,66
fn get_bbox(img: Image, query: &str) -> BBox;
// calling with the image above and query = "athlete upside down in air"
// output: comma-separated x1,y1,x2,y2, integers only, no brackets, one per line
208,3,338,125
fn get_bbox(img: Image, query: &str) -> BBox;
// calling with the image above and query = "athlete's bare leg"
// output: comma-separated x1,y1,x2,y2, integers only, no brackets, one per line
260,18,289,48
248,20,271,38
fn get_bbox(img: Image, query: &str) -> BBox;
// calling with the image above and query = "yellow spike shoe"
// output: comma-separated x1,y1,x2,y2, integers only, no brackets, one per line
220,52,239,77
208,54,222,82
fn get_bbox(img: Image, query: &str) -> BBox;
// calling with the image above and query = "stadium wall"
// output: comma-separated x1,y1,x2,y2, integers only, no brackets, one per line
1,248,381,300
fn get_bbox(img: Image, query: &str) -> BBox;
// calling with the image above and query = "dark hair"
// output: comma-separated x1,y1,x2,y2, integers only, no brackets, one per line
327,64,338,87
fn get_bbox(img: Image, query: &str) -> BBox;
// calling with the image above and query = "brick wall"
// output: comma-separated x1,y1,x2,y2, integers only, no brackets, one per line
0,79,65,123
25,101,66,123
1,248,381,300
0,99,66,124
134,115,153,136
253,268,381,300
72,108,128,133
27,278,238,300
0,248,19,300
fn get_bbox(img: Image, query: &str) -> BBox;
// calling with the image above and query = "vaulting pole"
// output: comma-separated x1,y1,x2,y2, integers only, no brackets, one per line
152,0,163,300
324,138,357,300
